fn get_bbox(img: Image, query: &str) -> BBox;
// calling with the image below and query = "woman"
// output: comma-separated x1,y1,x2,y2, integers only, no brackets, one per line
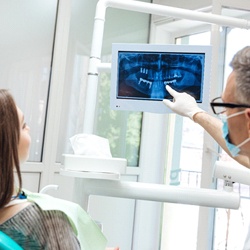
0,89,118,250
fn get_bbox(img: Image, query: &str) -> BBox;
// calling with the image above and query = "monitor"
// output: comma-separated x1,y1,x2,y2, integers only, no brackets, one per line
110,43,212,113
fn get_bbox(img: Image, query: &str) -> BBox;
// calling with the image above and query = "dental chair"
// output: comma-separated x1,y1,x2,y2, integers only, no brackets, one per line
0,231,23,250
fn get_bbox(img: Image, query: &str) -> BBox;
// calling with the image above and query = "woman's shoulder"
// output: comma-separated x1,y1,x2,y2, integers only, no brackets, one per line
0,202,72,227
0,201,32,225
0,202,81,249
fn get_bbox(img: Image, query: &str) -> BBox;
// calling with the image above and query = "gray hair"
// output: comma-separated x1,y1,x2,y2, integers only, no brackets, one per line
230,46,250,104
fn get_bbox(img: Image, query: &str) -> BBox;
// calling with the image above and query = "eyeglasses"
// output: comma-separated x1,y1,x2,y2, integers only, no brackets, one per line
210,96,250,115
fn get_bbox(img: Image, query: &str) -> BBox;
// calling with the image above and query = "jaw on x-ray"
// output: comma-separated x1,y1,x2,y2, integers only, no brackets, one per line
117,52,204,101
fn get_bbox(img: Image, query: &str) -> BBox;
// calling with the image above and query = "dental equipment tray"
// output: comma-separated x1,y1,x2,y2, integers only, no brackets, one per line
62,154,127,174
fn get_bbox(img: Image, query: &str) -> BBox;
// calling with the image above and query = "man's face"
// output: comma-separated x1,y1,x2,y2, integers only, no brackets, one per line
222,71,249,155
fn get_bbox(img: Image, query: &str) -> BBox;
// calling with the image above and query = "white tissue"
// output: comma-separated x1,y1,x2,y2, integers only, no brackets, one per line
69,134,112,158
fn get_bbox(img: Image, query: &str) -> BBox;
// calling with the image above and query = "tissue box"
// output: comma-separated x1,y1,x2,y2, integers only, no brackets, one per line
62,154,127,174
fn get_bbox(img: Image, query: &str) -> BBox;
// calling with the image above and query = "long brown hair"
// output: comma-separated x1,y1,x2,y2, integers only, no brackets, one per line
0,89,22,209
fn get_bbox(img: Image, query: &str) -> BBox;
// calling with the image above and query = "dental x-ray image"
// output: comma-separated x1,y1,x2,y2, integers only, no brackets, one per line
117,51,204,101
110,44,212,113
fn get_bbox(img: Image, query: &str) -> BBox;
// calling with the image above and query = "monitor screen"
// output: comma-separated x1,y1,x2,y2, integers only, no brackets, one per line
110,43,212,113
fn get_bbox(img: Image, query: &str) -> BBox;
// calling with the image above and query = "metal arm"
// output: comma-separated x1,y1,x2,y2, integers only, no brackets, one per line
70,177,240,211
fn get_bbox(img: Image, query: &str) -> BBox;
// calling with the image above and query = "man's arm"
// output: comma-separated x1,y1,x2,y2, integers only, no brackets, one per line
164,85,250,168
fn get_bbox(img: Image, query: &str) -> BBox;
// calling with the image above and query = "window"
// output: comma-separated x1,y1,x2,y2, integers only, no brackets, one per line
57,0,151,166
0,1,58,162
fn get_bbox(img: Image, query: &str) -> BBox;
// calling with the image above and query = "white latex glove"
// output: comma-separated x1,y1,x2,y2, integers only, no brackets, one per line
163,85,205,120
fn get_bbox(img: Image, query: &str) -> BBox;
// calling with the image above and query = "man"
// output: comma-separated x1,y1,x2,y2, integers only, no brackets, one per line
163,46,250,248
